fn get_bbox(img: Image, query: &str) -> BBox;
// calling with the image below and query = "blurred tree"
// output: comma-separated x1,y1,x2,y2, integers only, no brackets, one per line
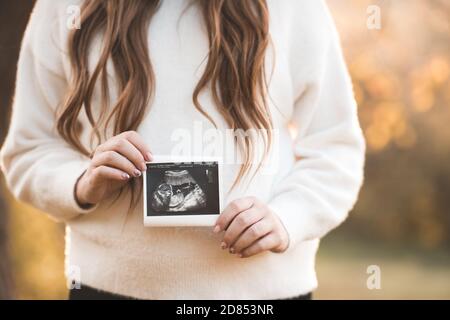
0,0,35,299
328,0,450,249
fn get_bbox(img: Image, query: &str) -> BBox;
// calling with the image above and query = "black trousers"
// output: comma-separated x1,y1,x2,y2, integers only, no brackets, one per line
69,285,312,300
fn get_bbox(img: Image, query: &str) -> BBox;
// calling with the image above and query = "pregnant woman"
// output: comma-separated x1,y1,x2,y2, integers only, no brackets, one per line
0,0,365,299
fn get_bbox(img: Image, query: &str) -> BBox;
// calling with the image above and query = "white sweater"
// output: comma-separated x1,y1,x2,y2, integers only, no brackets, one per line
1,0,365,299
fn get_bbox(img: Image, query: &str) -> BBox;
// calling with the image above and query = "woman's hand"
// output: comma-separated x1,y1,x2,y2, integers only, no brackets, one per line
214,196,290,258
75,131,152,207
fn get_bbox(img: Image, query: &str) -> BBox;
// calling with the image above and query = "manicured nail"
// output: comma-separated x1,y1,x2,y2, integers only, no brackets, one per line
220,242,227,249
146,152,153,162
122,173,130,180
229,247,235,254
213,225,220,233
134,170,142,177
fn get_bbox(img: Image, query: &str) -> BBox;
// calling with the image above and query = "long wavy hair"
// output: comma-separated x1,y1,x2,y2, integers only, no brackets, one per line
57,0,273,204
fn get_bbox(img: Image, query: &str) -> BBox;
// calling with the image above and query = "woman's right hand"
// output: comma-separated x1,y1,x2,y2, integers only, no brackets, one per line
75,131,153,208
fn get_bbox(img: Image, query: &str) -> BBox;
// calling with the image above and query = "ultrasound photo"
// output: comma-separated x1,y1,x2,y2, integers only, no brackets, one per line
145,161,220,217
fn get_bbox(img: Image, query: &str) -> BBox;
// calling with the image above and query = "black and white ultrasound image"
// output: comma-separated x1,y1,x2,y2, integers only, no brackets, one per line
146,162,220,216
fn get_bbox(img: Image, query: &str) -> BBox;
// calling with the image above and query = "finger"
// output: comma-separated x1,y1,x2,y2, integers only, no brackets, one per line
91,165,130,184
222,208,264,249
120,131,153,162
105,138,147,171
215,197,256,233
239,232,279,258
93,151,142,178
231,217,273,254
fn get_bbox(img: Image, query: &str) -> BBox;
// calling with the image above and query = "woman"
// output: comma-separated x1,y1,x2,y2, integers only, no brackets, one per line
0,0,365,300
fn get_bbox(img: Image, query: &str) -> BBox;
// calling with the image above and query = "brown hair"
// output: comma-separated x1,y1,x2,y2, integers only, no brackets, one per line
57,0,272,202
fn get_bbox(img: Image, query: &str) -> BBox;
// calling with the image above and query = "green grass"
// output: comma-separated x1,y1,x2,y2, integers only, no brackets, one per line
314,235,450,299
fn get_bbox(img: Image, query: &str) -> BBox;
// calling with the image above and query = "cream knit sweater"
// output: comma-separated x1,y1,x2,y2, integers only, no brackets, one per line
1,0,365,299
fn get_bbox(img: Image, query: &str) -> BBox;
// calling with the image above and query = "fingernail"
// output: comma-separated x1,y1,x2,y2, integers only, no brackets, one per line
134,170,142,177
141,163,147,171
146,152,153,162
220,242,227,249
213,225,220,233
237,254,243,258
229,247,235,254
122,173,130,180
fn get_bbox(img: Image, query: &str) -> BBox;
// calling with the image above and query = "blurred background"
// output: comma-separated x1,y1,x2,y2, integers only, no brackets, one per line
0,0,449,299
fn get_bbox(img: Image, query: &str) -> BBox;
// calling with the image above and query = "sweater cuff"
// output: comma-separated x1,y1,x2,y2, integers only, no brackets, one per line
267,193,312,251
52,159,99,220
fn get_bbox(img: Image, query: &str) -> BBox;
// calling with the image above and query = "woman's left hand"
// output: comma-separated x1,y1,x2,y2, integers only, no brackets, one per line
214,196,289,258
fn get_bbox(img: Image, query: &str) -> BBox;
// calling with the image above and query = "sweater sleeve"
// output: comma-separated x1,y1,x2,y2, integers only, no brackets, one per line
267,6,366,247
0,0,97,222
